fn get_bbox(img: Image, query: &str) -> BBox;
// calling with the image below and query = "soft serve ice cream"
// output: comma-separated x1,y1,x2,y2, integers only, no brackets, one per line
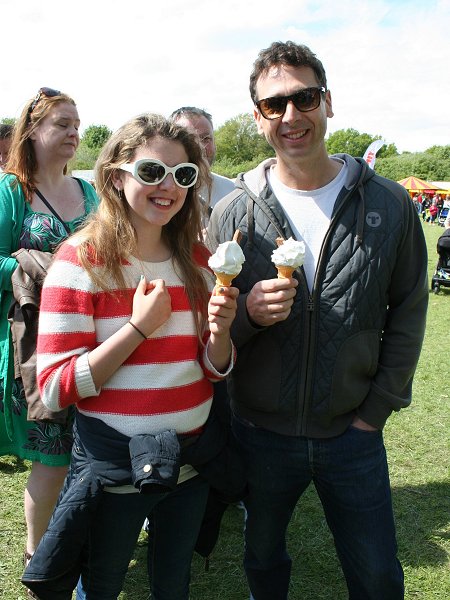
271,237,306,278
208,238,245,293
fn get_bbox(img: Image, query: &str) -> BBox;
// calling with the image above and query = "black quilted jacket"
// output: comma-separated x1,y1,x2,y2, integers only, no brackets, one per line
207,154,428,438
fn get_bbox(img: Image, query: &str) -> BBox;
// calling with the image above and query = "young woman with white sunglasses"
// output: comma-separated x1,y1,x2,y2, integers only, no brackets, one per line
24,113,238,599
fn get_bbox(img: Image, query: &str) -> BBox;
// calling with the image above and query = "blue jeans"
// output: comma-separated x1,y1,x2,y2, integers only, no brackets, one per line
76,475,209,600
232,416,404,600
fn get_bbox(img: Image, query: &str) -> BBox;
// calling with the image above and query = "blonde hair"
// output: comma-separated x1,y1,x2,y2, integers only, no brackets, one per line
5,91,76,201
77,113,212,340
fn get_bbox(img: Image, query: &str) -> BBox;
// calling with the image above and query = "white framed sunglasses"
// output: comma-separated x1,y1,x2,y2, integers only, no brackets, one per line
119,158,199,188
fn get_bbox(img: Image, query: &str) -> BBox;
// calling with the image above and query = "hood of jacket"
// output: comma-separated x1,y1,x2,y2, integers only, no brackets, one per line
234,154,375,248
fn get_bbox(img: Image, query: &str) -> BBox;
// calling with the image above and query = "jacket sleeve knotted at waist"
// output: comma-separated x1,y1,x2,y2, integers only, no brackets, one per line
76,408,247,500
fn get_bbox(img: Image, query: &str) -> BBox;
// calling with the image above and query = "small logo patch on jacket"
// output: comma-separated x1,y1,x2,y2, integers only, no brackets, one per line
366,212,381,227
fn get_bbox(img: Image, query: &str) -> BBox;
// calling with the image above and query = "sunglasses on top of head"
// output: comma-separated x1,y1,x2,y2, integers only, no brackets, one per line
255,86,326,120
29,87,61,114
119,158,199,188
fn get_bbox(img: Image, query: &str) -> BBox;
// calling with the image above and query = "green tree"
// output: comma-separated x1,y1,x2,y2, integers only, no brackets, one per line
324,130,448,181
0,117,15,125
379,143,398,158
325,128,398,158
375,150,450,182
81,125,112,150
215,113,273,164
68,124,112,171
68,144,98,172
424,145,450,161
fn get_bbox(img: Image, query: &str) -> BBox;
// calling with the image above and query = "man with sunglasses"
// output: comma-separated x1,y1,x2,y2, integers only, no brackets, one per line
207,41,428,600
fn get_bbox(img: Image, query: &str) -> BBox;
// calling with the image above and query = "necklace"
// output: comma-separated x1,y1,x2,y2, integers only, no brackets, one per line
134,254,174,284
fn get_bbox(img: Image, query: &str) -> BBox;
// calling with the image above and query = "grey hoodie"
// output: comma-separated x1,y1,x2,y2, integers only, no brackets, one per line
207,154,428,438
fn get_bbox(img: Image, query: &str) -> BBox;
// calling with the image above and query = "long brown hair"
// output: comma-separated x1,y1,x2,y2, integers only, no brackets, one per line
5,90,76,201
77,113,212,340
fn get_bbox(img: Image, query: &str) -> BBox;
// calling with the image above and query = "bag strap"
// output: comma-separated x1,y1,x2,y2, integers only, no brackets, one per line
73,176,85,193
34,188,72,235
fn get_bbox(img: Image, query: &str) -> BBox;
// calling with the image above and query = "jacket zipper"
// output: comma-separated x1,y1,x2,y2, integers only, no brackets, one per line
298,183,361,435
241,175,364,436
295,272,314,435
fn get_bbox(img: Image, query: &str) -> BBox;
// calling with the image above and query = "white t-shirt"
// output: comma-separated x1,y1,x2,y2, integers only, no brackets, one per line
268,159,347,290
200,172,235,210
199,172,236,231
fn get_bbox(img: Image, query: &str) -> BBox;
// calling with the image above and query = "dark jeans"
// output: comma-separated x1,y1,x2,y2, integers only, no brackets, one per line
232,416,404,600
77,475,209,600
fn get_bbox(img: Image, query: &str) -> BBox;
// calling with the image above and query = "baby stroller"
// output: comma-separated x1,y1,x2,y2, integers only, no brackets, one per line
431,228,450,294
438,206,449,227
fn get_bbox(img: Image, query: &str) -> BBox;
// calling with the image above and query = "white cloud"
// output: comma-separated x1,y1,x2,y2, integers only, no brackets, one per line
1,0,449,152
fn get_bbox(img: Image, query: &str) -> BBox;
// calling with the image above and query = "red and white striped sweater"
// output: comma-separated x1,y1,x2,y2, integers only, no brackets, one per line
37,241,234,438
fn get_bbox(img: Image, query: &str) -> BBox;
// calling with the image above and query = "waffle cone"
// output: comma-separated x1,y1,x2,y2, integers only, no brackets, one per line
214,272,236,295
276,265,295,279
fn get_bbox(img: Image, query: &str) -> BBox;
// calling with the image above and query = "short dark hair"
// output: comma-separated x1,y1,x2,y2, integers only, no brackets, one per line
170,106,213,127
249,41,327,103
0,123,13,139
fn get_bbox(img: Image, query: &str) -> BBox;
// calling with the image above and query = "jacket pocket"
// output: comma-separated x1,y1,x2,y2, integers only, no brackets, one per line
329,330,380,417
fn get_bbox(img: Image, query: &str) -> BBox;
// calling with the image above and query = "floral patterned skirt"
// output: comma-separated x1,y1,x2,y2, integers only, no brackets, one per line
0,377,73,466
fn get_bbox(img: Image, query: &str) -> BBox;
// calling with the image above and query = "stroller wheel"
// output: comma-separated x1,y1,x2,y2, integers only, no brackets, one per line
433,283,440,294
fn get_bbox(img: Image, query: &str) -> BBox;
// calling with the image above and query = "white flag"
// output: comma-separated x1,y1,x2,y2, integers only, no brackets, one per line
363,140,385,169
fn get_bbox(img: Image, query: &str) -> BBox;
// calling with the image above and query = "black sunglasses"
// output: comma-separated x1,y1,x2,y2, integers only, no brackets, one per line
255,86,326,120
29,87,61,114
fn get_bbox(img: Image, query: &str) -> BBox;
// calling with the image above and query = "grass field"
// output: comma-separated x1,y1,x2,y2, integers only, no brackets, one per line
1,222,449,599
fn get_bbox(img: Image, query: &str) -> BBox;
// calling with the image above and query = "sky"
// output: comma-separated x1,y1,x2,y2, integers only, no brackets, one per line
1,0,449,154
